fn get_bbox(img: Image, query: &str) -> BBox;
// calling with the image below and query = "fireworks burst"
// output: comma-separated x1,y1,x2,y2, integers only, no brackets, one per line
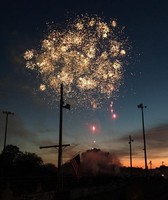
24,15,130,109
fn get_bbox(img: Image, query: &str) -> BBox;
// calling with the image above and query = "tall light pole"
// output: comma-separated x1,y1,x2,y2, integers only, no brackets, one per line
137,103,148,177
129,135,134,176
58,83,70,191
2,111,14,151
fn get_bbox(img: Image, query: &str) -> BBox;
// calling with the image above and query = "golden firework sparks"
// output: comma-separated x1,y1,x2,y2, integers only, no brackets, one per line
40,84,46,91
24,15,130,108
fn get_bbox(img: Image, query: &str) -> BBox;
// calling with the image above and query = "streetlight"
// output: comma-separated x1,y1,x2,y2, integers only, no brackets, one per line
2,111,14,151
137,103,148,177
129,135,134,176
58,83,70,190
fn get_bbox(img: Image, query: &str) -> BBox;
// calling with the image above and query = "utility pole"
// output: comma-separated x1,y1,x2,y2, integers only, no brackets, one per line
129,135,134,176
2,111,14,151
58,83,70,191
137,103,148,177
40,144,70,150
149,160,152,169
40,144,70,191
40,84,70,192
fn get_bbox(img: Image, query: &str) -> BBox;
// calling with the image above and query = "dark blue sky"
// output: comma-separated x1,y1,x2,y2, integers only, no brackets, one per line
0,0,168,167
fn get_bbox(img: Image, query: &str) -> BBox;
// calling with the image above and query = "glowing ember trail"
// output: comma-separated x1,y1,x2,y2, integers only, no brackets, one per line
92,125,96,132
24,14,130,109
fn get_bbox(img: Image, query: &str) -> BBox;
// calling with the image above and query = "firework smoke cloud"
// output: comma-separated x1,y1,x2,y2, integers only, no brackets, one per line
81,148,121,175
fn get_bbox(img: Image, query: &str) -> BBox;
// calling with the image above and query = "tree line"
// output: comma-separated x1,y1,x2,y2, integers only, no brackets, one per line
0,145,57,194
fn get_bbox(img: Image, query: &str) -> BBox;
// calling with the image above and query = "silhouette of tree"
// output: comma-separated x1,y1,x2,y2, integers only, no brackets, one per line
15,151,43,177
0,145,59,194
0,145,43,177
42,163,57,175
0,145,22,167
16,152,43,167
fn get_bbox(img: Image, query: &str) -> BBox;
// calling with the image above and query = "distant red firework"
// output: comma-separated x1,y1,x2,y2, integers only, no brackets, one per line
112,113,117,119
92,125,96,132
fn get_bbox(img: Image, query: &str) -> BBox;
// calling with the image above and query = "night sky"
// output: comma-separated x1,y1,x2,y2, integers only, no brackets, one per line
0,0,168,168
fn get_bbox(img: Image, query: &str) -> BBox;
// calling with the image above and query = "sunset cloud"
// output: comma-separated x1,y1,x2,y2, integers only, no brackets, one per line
110,123,168,166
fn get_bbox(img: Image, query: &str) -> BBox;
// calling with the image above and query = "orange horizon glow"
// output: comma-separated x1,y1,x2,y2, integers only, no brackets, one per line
121,158,165,169
41,154,166,169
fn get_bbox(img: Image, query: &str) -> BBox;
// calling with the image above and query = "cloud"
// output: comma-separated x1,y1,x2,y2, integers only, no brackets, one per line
114,123,168,159
118,123,168,148
0,114,36,152
146,124,168,148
